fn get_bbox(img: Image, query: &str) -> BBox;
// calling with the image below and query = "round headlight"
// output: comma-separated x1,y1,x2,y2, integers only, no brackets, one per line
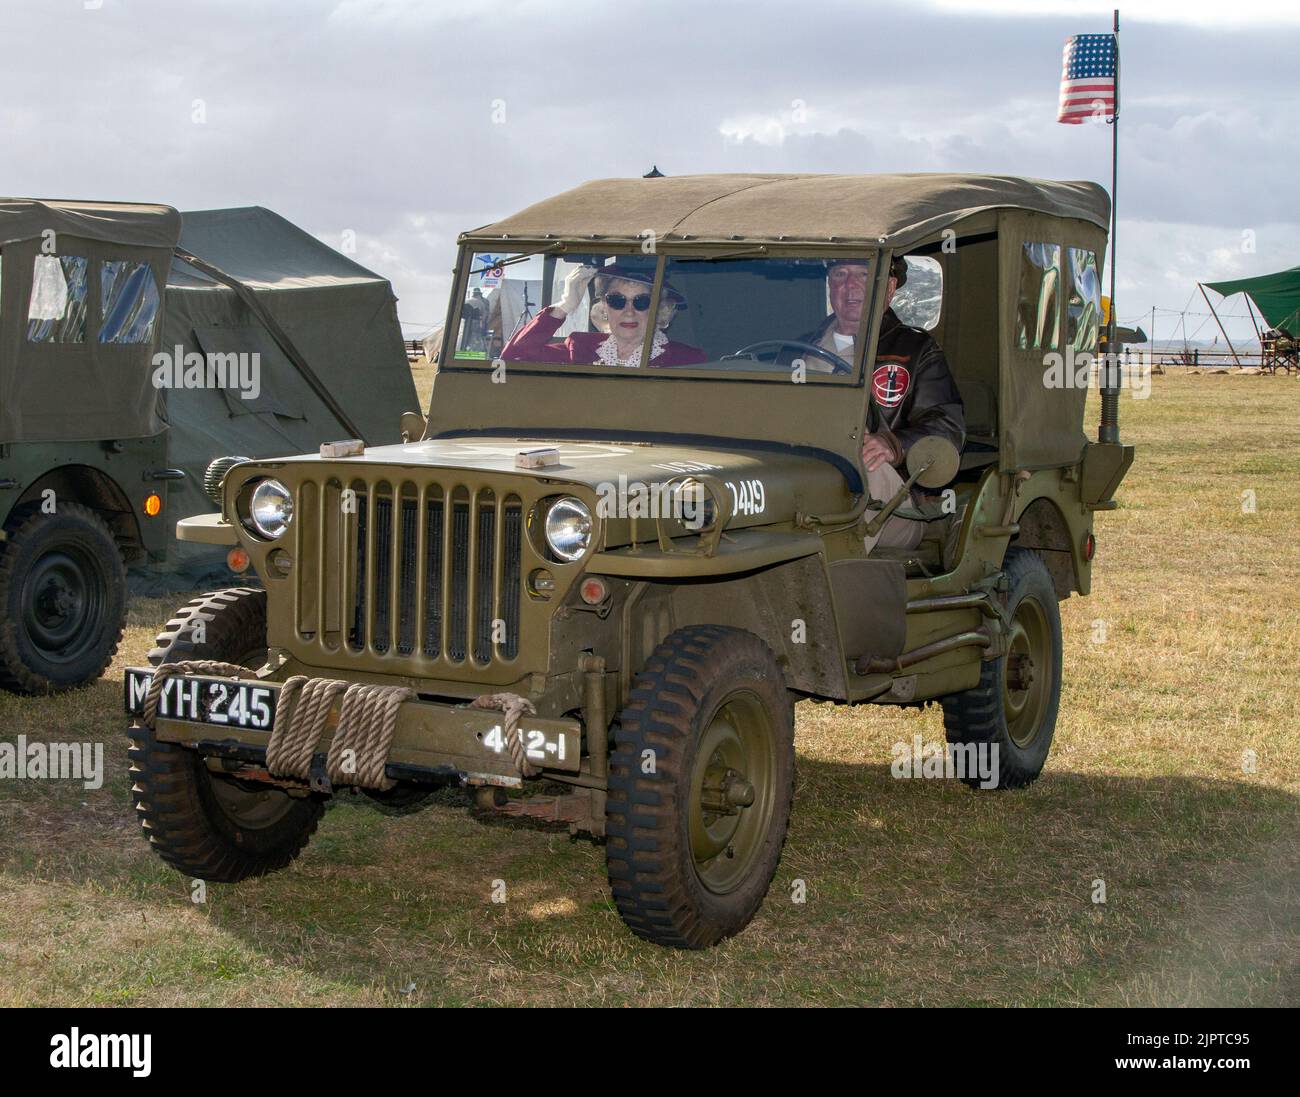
544,496,592,562
247,479,294,540
673,478,718,532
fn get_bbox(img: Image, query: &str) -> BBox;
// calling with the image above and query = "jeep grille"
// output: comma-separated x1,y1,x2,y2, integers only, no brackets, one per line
291,475,524,671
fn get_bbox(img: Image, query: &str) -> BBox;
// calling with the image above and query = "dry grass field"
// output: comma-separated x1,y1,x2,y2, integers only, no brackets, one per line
0,372,1295,1007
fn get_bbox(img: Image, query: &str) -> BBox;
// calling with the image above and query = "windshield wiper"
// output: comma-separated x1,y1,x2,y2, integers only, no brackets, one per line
672,246,770,262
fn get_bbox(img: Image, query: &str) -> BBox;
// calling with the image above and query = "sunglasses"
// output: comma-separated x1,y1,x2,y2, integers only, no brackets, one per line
603,292,652,312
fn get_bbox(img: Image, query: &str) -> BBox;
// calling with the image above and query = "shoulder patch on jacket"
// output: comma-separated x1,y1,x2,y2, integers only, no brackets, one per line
872,362,912,407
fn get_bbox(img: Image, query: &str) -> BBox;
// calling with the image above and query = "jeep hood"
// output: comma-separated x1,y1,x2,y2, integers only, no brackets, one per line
273,435,854,527
290,435,846,488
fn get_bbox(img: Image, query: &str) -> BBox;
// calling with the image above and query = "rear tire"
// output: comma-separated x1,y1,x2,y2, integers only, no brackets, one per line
0,501,126,693
129,587,324,882
940,548,1062,789
606,625,794,949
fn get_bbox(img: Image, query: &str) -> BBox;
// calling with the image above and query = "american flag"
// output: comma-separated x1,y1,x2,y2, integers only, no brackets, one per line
1058,33,1117,124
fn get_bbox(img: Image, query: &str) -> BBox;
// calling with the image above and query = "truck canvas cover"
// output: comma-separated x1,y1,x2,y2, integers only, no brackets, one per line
0,198,181,442
153,205,418,586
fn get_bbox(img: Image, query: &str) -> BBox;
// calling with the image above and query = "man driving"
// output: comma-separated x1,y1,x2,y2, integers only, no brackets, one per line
806,257,966,551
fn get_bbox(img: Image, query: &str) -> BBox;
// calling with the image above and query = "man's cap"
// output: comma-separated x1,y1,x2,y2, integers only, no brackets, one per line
825,256,909,288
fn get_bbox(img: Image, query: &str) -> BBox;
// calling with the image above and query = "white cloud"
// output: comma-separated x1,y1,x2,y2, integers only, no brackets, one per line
931,0,1300,27
1,0,1295,341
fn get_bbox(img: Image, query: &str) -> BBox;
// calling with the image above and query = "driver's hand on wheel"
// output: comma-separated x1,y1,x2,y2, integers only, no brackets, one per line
552,265,598,318
861,432,899,472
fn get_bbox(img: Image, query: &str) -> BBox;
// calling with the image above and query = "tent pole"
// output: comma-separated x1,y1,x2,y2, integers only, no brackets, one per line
1243,294,1264,349
1198,283,1242,369
174,247,367,442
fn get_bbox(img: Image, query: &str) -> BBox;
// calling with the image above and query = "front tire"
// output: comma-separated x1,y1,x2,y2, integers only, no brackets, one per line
129,587,324,882
0,501,126,693
606,625,795,949
940,548,1063,789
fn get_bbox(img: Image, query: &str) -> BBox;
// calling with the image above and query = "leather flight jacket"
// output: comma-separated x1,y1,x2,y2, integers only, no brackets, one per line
805,307,966,467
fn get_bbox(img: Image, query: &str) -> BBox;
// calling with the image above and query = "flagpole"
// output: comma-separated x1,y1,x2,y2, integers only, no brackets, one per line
1100,7,1121,444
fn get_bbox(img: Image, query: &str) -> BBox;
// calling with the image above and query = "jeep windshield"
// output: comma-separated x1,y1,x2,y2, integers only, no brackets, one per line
449,249,880,381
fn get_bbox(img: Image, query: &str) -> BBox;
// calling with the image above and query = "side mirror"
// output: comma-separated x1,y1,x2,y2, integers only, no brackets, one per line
906,435,960,489
400,411,426,443
862,436,961,538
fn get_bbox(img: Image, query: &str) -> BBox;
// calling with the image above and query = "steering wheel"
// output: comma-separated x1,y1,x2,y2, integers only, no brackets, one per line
725,339,853,375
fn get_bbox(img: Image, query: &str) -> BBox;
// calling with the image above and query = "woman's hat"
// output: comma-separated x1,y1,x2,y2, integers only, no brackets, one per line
594,263,686,305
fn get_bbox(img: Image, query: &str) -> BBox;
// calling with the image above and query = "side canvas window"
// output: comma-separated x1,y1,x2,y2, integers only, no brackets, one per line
100,260,161,344
27,254,89,343
890,255,943,331
1015,242,1060,351
1066,248,1101,352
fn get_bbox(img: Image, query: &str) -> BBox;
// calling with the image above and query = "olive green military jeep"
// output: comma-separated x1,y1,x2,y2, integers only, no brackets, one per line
0,200,182,692
126,174,1133,949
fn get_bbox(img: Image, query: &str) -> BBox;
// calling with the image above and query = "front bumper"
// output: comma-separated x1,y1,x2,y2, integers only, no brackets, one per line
125,667,581,789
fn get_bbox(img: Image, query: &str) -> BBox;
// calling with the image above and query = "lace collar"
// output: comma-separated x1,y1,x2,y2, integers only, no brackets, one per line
595,329,668,368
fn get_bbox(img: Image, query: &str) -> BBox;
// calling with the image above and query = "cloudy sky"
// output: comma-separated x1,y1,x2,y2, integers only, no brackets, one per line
4,0,1297,345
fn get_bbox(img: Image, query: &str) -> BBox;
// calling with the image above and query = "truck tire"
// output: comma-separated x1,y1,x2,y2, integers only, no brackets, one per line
606,625,795,949
0,501,126,693
128,588,324,882
940,548,1062,789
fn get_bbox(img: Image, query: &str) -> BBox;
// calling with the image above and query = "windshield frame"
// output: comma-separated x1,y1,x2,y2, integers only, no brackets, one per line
441,241,883,387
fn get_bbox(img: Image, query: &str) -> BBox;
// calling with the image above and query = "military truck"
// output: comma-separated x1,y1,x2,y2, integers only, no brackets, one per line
126,174,1134,949
0,200,182,691
0,199,417,692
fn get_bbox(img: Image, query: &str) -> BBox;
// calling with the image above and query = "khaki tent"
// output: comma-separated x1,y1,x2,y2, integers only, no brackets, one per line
146,206,418,588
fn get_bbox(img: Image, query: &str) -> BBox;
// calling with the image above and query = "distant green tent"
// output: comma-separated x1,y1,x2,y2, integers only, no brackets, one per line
133,206,418,592
1204,266,1300,335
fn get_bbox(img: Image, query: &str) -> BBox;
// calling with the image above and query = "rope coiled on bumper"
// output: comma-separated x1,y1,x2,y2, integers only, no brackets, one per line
265,675,349,779
327,682,417,791
141,665,538,788
469,692,540,777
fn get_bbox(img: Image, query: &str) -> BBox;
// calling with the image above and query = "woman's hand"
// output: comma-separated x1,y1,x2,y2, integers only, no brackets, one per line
554,265,598,317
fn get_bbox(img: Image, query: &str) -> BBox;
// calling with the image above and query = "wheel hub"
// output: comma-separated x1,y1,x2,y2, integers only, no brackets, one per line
699,766,755,816
24,551,100,657
1006,652,1035,692
1002,595,1052,749
687,691,777,896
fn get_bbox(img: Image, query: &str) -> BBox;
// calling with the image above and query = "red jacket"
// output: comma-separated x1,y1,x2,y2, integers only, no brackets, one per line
502,309,707,367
